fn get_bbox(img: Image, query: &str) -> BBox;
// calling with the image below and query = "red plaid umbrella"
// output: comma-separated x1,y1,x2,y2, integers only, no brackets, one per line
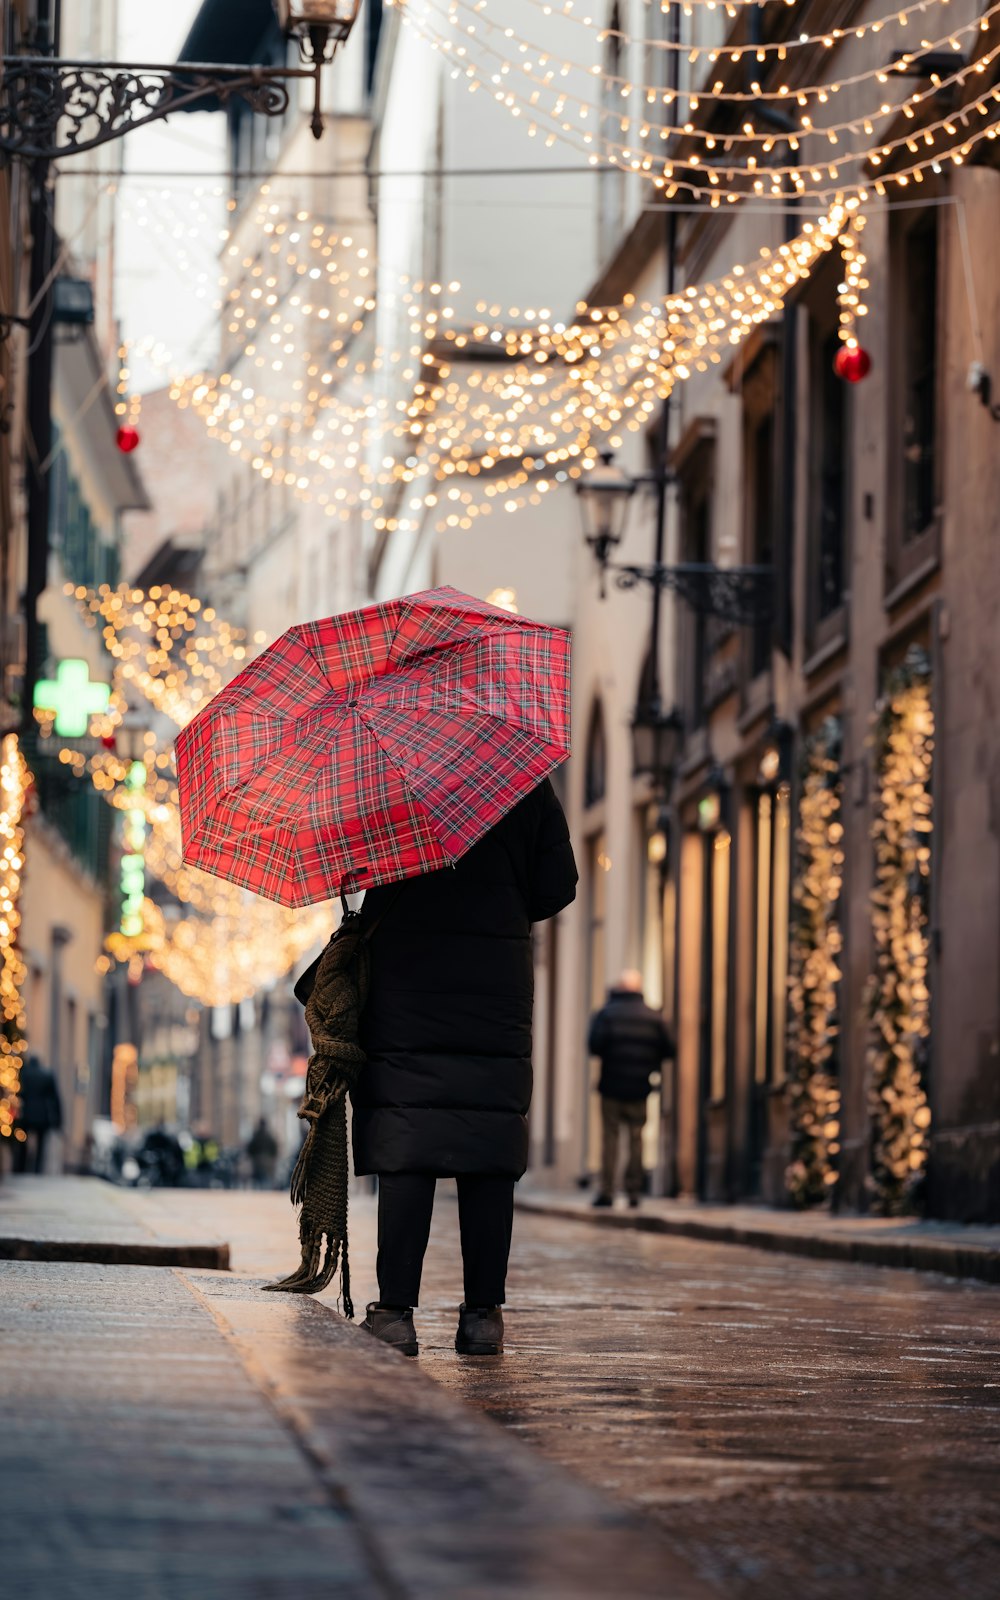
176,586,571,907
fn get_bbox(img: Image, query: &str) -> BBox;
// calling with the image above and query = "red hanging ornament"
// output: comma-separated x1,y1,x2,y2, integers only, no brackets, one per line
116,423,140,453
834,345,871,384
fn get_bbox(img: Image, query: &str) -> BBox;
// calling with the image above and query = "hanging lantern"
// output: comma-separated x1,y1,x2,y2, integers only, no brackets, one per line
116,423,140,453
834,345,871,384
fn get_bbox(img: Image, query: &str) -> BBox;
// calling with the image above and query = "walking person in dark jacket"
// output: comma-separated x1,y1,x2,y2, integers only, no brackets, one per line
588,972,673,1209
12,1054,63,1175
354,778,577,1358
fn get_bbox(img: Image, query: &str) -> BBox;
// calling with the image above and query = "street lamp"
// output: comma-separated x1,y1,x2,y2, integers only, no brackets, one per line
631,701,684,787
276,0,363,41
575,447,775,628
274,0,364,137
646,802,672,870
576,450,636,573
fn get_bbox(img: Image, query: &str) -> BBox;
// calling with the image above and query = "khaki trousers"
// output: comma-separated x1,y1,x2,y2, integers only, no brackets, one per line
599,1096,647,1199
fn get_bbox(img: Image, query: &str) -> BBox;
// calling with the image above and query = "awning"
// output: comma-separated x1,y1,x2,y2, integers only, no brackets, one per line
172,0,279,113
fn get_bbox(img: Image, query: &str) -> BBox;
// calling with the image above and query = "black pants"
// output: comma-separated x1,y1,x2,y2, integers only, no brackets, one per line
377,1173,515,1308
12,1128,48,1174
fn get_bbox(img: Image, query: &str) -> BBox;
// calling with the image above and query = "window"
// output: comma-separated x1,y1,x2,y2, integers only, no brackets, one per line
708,828,731,1102
752,784,791,1088
902,215,939,542
682,485,710,727
887,206,941,593
366,0,384,94
741,344,779,679
584,698,607,807
805,257,849,644
675,419,716,728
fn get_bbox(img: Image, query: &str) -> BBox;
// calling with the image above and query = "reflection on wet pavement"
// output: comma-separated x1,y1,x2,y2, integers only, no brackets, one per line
133,1186,1000,1600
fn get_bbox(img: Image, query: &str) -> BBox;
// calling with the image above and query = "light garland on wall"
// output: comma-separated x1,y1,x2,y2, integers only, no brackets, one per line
0,734,30,1150
866,646,934,1215
785,717,843,1208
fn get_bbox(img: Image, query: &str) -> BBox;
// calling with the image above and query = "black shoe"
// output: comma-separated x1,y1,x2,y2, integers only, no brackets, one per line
627,1196,640,1210
592,1192,613,1208
361,1302,418,1357
456,1304,504,1356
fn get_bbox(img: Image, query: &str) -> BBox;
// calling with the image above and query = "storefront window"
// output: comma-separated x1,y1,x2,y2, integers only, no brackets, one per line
754,784,791,1088
709,830,731,1102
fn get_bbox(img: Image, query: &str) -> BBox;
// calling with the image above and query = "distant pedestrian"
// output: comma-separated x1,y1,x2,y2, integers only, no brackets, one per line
12,1054,63,1175
140,1123,185,1187
184,1128,220,1187
246,1117,279,1188
588,971,673,1209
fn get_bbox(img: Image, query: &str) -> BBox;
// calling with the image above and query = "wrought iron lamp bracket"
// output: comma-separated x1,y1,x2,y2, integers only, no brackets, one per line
610,562,774,626
0,57,315,162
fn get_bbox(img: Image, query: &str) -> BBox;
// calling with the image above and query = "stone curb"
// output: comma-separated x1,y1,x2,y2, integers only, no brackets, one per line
187,1270,715,1598
0,1234,231,1270
514,1198,1000,1285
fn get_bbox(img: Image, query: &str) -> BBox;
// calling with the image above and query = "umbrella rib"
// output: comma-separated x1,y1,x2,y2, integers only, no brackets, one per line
354,705,453,867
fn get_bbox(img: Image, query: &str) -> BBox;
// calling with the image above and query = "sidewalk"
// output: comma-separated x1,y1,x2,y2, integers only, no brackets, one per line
515,1189,1000,1283
0,1174,229,1268
0,1177,711,1600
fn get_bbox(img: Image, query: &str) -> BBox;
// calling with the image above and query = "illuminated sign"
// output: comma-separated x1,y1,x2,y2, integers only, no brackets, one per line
120,759,147,938
33,658,111,737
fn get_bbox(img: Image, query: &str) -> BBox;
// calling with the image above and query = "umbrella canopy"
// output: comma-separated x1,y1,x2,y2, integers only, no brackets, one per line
176,587,571,907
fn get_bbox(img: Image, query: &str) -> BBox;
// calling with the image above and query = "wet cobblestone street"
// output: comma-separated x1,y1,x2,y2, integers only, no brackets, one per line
135,1186,1000,1600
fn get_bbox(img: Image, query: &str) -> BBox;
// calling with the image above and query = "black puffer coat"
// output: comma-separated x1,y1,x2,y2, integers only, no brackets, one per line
352,779,577,1177
16,1056,63,1132
588,989,674,1101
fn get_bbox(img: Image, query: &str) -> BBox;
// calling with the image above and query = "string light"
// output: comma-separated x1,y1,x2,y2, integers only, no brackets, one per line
390,0,1000,200
162,202,854,531
55,586,332,1009
0,735,30,1148
786,718,843,1207
867,647,934,1215
115,341,143,442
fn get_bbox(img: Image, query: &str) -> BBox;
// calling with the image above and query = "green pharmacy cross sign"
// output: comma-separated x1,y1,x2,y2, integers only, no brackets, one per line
34,658,111,737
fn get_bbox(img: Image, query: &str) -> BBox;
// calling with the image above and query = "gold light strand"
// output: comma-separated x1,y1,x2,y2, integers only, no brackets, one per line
115,342,142,434
58,587,332,1009
0,734,30,1150
164,203,851,527
786,718,843,1207
836,211,869,353
866,647,934,1215
516,0,954,47
392,0,1000,200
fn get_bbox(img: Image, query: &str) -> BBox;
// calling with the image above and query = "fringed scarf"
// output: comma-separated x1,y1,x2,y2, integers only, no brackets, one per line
264,914,369,1312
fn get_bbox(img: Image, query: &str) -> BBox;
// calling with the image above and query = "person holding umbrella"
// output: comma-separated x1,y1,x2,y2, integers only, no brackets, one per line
177,588,577,1358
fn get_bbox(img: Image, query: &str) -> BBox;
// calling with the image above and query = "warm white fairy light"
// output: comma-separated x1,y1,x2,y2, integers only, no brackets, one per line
115,342,142,430
837,211,869,350
158,200,855,533
389,0,1000,200
55,586,331,1008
